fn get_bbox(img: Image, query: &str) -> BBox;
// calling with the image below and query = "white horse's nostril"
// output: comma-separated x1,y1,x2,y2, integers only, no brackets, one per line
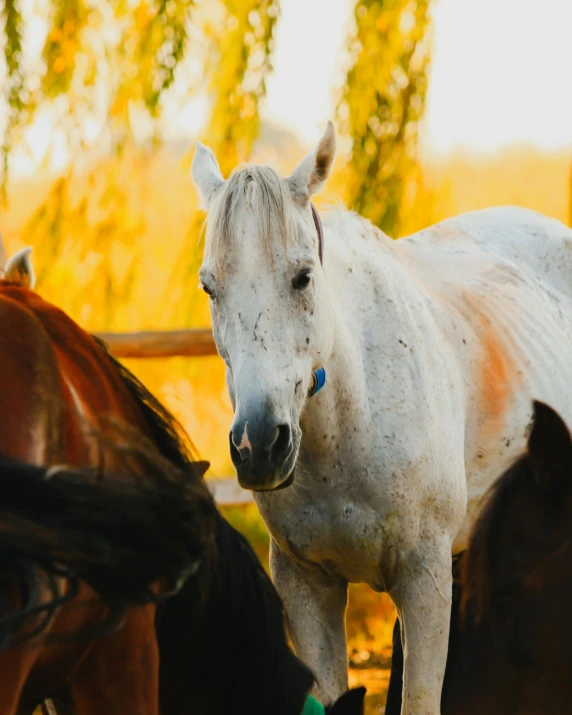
269,424,292,466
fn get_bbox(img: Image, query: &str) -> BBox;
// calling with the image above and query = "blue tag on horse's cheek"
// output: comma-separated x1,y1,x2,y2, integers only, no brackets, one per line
314,367,326,395
307,367,326,398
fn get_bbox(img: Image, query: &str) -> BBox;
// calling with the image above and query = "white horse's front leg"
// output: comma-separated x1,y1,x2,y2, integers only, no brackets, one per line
390,543,452,715
270,539,348,704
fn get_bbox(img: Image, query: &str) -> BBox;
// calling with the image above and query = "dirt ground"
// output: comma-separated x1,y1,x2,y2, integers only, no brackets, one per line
350,666,390,714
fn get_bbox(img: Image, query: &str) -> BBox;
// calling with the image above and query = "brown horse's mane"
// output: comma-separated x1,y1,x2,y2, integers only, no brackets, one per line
92,336,200,471
0,452,214,650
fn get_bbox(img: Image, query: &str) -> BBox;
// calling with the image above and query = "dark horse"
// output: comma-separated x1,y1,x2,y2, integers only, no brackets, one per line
386,401,572,715
0,256,364,715
157,510,365,715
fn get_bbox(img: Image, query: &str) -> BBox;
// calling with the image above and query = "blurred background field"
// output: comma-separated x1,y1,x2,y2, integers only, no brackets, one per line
1,0,571,708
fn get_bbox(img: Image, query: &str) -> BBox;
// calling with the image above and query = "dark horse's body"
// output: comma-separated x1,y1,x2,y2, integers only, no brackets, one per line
158,513,312,715
158,513,366,715
386,401,572,715
0,277,364,715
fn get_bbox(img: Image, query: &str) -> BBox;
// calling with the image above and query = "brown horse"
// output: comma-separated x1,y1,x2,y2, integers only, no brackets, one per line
0,251,214,714
386,401,572,714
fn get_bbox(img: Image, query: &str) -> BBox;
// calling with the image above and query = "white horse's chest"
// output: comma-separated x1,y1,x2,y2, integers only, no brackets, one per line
257,425,455,589
257,484,393,588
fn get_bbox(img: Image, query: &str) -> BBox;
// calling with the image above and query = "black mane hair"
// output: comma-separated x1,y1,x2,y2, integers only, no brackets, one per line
158,511,315,715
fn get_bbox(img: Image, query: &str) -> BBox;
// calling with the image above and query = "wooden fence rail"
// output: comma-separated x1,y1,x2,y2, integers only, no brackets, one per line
96,328,217,359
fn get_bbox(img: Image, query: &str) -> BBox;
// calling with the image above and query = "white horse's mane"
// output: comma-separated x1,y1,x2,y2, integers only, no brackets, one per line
206,165,297,270
205,163,390,274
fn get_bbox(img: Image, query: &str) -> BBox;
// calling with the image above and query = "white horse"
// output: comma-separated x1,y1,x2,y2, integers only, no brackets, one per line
191,122,572,714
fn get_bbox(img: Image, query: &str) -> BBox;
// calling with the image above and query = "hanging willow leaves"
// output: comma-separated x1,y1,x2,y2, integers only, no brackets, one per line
42,0,88,99
204,0,279,174
4,0,280,329
339,0,431,235
39,0,193,145
2,0,279,189
1,0,25,192
23,160,145,330
111,0,193,123
144,0,192,113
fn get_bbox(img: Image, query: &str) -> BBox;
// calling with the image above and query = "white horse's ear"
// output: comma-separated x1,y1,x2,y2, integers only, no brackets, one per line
287,121,336,205
5,246,35,289
191,142,225,210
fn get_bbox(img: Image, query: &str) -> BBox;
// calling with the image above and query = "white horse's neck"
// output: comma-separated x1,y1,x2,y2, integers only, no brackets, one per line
299,210,402,472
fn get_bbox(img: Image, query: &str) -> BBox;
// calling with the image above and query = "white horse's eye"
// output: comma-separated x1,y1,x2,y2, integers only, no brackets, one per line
199,281,215,298
292,269,312,290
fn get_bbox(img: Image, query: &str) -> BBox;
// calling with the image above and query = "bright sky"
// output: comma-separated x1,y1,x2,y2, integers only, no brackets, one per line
262,0,572,152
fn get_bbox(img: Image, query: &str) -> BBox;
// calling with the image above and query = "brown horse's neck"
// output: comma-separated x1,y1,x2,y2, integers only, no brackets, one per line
0,290,63,464
0,284,150,467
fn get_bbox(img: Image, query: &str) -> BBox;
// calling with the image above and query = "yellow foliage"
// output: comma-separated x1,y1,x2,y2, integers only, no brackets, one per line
339,0,432,236
42,0,89,99
204,0,279,174
2,152,234,475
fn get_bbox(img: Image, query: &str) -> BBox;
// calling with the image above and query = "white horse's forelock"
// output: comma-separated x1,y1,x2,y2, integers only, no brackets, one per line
205,165,297,271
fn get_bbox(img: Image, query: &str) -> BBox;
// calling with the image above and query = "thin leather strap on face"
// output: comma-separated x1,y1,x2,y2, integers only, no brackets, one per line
308,205,326,400
311,204,324,265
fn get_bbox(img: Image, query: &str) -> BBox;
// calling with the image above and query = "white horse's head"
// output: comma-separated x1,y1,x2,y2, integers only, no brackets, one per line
192,123,336,490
